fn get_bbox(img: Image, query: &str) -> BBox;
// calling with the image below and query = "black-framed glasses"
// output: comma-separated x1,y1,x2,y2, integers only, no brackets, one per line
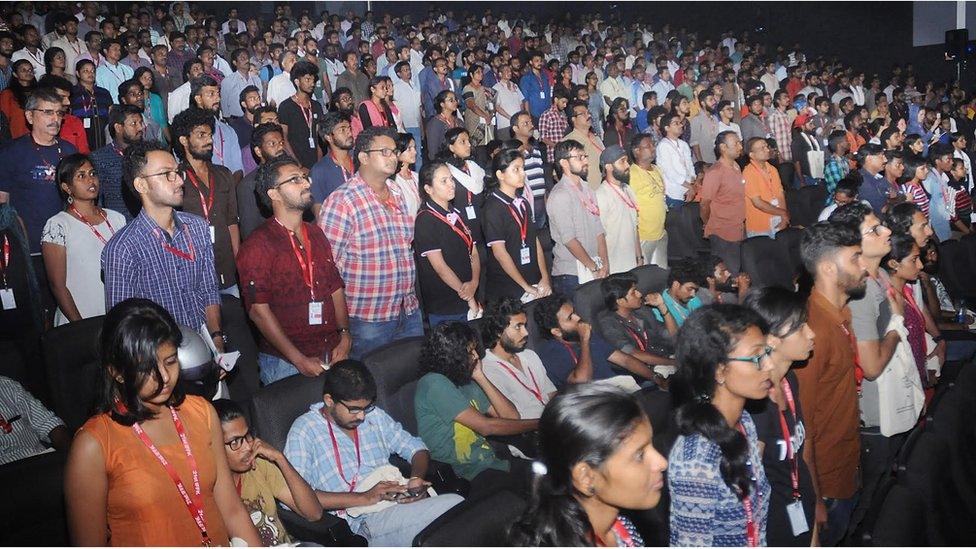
568,154,589,160
32,108,67,118
364,148,399,157
339,400,375,416
274,174,311,188
224,430,254,451
143,169,183,182
726,346,773,369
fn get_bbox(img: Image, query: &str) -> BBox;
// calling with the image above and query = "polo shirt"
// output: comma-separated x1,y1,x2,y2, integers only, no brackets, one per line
858,169,889,215
792,290,860,499
179,164,239,289
535,332,622,389
278,97,324,169
546,176,605,277
483,190,541,299
743,161,786,234
482,349,557,419
414,201,475,316
310,154,353,205
236,218,344,360
630,164,667,241
700,160,746,242
596,307,674,357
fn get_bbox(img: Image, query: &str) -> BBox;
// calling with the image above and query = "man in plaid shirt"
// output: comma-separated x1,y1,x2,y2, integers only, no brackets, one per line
318,127,423,358
767,89,794,163
538,88,570,164
824,130,852,200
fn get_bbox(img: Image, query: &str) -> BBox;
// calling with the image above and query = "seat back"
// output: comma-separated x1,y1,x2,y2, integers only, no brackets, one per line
248,374,324,450
0,450,69,546
664,202,708,261
776,227,804,277
572,279,606,323
41,315,105,433
523,299,545,352
413,489,527,547
363,337,426,434
630,265,669,296
740,236,793,289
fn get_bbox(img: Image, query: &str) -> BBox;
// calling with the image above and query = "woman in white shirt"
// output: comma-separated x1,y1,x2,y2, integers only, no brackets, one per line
394,132,421,219
41,154,126,326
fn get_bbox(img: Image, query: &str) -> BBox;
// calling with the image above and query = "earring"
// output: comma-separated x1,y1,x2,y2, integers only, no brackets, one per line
717,378,725,386
587,486,595,496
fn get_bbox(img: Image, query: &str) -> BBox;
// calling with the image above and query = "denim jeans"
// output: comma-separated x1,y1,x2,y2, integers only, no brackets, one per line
665,197,685,209
428,312,467,328
947,339,976,362
552,274,580,297
358,493,464,546
349,308,424,359
257,353,299,385
406,127,423,171
822,496,857,546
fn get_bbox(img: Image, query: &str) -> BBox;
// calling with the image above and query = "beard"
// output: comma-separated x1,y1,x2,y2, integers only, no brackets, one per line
561,329,581,343
500,334,526,354
612,168,630,185
842,272,867,300
570,165,588,179
189,147,213,162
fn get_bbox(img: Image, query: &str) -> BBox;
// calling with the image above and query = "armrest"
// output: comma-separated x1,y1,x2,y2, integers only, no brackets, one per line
277,505,367,546
387,456,471,497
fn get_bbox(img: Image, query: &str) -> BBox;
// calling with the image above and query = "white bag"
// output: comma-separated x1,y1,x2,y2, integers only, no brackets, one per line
807,149,826,179
877,315,925,437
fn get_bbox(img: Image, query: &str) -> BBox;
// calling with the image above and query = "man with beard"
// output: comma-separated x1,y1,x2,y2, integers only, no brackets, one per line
596,145,642,274
238,123,287,239
328,86,355,117
277,60,324,170
190,74,244,180
229,85,263,162
101,140,226,353
689,88,719,163
481,298,557,419
701,130,746,274
794,220,868,546
11,24,45,80
309,111,354,214
172,107,240,296
222,48,264,118
236,155,351,383
115,78,163,143
91,104,145,221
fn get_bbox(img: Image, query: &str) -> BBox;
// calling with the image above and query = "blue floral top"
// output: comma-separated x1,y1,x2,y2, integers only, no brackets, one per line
669,411,771,546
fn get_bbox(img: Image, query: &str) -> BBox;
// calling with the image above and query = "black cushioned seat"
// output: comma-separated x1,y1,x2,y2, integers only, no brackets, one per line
41,315,104,432
740,236,793,289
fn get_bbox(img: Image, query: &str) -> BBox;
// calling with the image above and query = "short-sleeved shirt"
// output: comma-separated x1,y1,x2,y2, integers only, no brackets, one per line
546,176,605,277
414,373,509,481
848,271,894,429
414,202,474,315
0,376,64,465
596,307,674,357
91,144,134,221
179,164,239,289
236,218,344,360
310,154,354,205
743,161,786,234
630,164,667,242
483,191,542,299
482,349,557,419
534,332,621,389
278,97,324,169
240,458,292,546
700,160,746,242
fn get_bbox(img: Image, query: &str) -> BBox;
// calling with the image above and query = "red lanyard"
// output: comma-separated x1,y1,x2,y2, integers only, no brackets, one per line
495,192,527,245
0,235,9,287
298,100,314,133
623,325,647,352
569,180,601,216
0,412,19,434
607,182,638,211
778,379,801,500
439,114,457,128
68,204,115,244
494,359,544,403
81,90,96,115
183,168,215,222
594,518,636,547
735,422,759,548
278,220,315,301
839,323,862,393
322,409,361,491
131,407,212,546
421,204,473,254
155,226,196,261
559,340,579,365
331,153,353,183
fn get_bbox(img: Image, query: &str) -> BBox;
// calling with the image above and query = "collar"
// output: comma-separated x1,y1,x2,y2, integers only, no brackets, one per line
808,288,851,326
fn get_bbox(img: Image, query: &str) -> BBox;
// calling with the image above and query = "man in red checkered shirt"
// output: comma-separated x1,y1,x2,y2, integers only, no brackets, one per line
538,88,570,164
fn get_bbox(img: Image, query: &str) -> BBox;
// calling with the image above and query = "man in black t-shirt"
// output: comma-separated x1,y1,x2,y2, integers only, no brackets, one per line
277,60,324,169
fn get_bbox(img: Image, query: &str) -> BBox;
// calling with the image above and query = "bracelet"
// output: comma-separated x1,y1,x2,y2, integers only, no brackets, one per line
659,308,670,316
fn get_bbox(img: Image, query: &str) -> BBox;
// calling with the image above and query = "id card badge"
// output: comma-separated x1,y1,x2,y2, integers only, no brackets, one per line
519,246,531,265
539,91,545,99
786,500,809,536
83,117,91,128
465,205,476,219
308,302,323,325
209,225,216,243
308,136,316,149
0,288,16,310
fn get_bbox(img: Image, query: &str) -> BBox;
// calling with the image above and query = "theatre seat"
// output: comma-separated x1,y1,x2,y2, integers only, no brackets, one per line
630,264,669,296
413,488,526,547
740,236,793,290
573,279,605,323
0,450,68,546
363,337,426,434
664,202,708,262
248,374,323,451
41,315,104,433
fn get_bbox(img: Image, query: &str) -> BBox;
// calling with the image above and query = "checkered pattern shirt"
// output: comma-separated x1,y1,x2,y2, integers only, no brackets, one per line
284,402,427,532
767,108,793,162
102,210,220,330
538,105,569,163
823,155,851,200
318,173,419,322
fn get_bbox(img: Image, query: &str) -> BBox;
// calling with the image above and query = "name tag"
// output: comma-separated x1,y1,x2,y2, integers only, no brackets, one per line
786,500,809,536
0,288,16,311
465,205,476,219
520,246,531,265
209,225,215,243
308,302,323,325
83,117,91,128
539,91,545,99
308,136,316,149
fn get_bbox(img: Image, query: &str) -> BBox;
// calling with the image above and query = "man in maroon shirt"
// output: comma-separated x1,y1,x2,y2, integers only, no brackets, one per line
236,155,352,384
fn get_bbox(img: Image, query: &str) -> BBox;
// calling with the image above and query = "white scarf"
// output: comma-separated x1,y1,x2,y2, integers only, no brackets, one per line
448,161,485,194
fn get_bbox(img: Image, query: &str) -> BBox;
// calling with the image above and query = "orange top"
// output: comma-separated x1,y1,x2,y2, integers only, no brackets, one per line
79,395,230,547
0,89,29,139
743,161,786,233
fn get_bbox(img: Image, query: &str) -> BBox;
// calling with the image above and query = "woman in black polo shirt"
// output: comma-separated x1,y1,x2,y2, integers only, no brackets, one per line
415,161,481,327
438,127,485,245
482,146,552,301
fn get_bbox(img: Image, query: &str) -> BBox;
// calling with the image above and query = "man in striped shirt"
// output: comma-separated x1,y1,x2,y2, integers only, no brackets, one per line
512,111,549,228
0,376,69,465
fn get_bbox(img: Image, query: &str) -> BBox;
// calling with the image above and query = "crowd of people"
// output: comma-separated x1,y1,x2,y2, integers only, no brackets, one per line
1,1,975,547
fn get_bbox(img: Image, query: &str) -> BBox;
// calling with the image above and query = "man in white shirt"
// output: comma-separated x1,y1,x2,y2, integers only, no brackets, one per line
167,57,204,124
11,24,45,79
392,61,423,168
492,64,526,142
599,62,627,117
656,112,697,207
51,17,85,81
95,38,135,103
266,50,298,108
650,67,675,104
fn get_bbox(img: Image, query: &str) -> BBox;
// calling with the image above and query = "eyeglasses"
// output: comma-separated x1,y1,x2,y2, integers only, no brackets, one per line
274,173,311,188
572,111,590,118
364,148,398,157
862,223,888,237
339,400,375,416
224,430,254,451
32,108,67,118
726,346,773,369
568,154,589,160
142,169,183,182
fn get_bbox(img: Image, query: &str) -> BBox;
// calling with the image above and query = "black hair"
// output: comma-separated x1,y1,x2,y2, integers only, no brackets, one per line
249,122,284,162
190,74,220,106
329,86,354,112
122,140,171,198
485,145,524,190
322,359,378,403
182,57,204,81
171,107,215,161
254,155,301,210
212,398,246,424
671,304,768,496
714,130,738,160
481,297,526,349
828,201,874,227
902,133,922,153
553,139,584,179
107,103,144,140
354,125,397,158
668,258,702,286
100,37,121,55
433,88,456,115
96,298,186,426
290,59,319,87
884,201,922,237
395,132,415,172
418,160,450,202
602,272,638,312
317,110,351,142
882,232,919,272
534,294,572,341
826,130,848,154
437,127,470,166
799,221,861,274
117,78,143,104
133,66,158,95
835,177,860,197
55,153,93,201
508,384,647,546
420,322,482,387
927,142,954,165
43,46,66,75
37,74,72,95
238,84,260,108
854,143,884,167
743,287,808,338
8,59,36,108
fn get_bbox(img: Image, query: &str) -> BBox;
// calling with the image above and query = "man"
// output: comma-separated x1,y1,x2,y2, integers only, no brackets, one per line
101,140,225,352
595,145,642,274
538,88,569,165
237,123,286,239
743,136,789,238
760,62,780,99
421,55,454,121
310,112,354,213
51,15,84,81
629,134,669,267
519,51,551,121
563,100,605,190
739,95,770,145
767,89,793,163
595,272,677,382
0,375,69,466
950,132,974,192
278,60,324,169
882,150,906,206
819,178,865,221
656,112,697,208
855,144,890,215
598,61,627,118
791,112,824,188
651,259,703,326
284,360,463,546
0,88,78,254
116,78,163,143
649,67,675,107
795,221,866,545
510,112,548,228
149,44,175,106
190,74,245,180
547,140,609,296
94,38,134,103
481,298,558,419
266,50,298,108
120,35,150,72
229,85,262,167
689,89,719,163
924,143,957,243
38,74,89,154
700,131,746,274
10,24,44,79
335,51,369,105
221,48,264,118
391,61,423,169
167,57,204,124
91,104,145,221
236,156,350,383
823,130,852,198
844,111,866,160
172,108,240,297
319,127,422,358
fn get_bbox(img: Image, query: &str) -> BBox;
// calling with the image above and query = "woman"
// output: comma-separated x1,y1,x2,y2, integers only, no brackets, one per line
41,154,127,326
0,59,35,139
553,64,574,100
948,158,972,237
483,146,552,301
585,72,604,138
903,134,924,157
425,89,463,161
883,234,931,388
133,67,169,143
381,76,406,132
64,298,262,546
508,384,668,547
44,46,73,84
898,154,931,218
461,64,494,147
603,97,634,149
70,59,112,150
415,161,482,326
669,304,772,546
354,75,396,137
439,127,486,244
394,132,421,218
743,288,818,546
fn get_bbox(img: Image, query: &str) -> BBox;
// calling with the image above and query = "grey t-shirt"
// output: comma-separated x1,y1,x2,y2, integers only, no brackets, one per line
546,176,606,277
848,271,893,428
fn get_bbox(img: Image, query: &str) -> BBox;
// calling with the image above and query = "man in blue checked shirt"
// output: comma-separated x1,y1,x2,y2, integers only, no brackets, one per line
285,361,463,547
